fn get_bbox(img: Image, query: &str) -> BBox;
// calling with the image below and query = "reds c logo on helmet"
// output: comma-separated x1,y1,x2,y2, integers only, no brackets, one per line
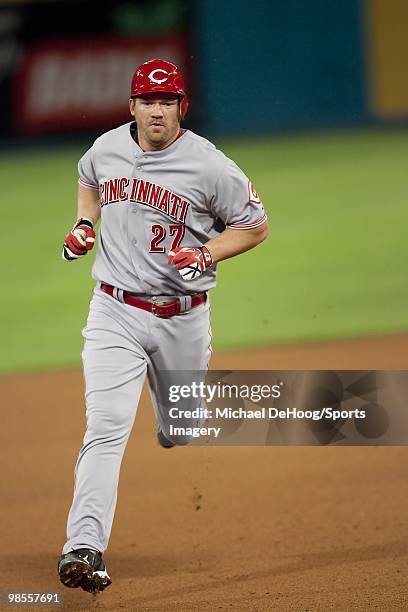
130,59,189,119
148,68,169,84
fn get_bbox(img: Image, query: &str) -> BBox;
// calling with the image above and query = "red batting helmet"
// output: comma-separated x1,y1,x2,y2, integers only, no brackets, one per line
130,59,189,119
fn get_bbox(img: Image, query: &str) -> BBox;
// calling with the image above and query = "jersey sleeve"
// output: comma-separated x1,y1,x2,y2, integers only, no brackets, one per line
78,146,99,191
210,159,267,230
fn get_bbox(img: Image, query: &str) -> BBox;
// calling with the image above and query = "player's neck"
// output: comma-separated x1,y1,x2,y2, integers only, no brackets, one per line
136,128,184,152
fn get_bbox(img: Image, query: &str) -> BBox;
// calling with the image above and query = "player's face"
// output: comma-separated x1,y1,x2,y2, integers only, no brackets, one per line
130,94,181,150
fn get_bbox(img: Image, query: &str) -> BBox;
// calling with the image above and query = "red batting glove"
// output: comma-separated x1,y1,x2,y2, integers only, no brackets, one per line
168,245,213,281
62,218,95,261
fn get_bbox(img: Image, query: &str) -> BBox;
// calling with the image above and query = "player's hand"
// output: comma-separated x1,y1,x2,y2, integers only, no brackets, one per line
62,218,95,261
168,245,213,281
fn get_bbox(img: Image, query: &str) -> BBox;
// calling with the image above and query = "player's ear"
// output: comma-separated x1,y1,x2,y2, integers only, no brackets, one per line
129,98,135,117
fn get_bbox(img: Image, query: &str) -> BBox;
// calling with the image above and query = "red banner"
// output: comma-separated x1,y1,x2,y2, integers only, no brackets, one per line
14,36,188,135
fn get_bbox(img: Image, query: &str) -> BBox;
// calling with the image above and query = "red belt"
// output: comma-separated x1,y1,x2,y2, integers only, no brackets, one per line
100,283,206,318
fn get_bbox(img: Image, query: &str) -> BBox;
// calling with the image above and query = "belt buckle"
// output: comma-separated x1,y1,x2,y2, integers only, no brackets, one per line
151,298,176,318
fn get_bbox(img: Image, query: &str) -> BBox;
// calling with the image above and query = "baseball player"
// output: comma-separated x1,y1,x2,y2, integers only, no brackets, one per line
57,59,268,593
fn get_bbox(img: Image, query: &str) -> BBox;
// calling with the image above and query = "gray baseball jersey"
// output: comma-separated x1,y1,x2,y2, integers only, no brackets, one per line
78,121,267,294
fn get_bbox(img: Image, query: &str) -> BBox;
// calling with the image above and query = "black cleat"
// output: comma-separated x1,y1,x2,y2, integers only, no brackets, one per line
157,428,175,448
58,548,112,593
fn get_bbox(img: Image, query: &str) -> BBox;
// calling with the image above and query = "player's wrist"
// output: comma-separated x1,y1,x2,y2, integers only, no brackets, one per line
200,244,213,267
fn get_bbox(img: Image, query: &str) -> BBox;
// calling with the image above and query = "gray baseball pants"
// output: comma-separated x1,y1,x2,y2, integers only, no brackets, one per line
62,286,211,554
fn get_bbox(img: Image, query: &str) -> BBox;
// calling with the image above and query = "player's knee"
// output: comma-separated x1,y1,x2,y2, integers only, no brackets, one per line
86,403,135,441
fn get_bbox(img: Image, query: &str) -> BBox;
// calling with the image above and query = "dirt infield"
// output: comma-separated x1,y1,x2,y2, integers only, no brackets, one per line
1,334,408,611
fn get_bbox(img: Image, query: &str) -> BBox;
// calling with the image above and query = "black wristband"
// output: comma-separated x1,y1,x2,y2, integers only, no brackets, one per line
75,217,94,230
200,245,213,267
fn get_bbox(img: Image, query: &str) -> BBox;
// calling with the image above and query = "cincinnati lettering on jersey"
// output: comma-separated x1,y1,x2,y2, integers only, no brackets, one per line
99,177,190,223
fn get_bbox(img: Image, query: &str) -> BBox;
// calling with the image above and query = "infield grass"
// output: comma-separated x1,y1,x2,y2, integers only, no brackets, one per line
1,128,407,373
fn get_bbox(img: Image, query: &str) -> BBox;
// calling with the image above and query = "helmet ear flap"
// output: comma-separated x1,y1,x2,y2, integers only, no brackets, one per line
180,96,189,120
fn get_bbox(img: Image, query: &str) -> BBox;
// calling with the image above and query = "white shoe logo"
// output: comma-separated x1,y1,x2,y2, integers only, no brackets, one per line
83,554,89,563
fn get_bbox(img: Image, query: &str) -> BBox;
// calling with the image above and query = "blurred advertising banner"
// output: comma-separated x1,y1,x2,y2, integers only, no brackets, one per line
14,36,188,135
0,0,190,139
